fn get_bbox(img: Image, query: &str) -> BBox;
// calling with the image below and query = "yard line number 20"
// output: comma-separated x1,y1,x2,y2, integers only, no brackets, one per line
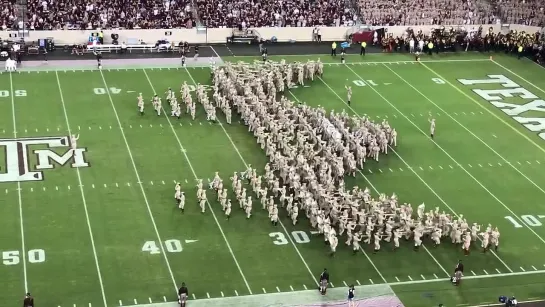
3,249,46,265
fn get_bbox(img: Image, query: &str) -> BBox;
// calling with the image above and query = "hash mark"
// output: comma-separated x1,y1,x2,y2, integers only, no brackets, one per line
99,126,102,130
104,184,107,188
290,285,294,291
537,160,541,164
532,266,537,270
140,125,143,128
411,114,415,117
527,161,532,164
433,274,438,279
496,269,501,274
468,164,472,168
520,267,526,272
207,293,210,298
89,126,92,130
421,275,426,280
234,290,238,296
429,166,433,170
488,163,493,166
92,184,95,188
471,112,475,115
471,270,476,276
498,162,502,166
150,124,153,127
517,161,522,165
454,112,458,115
478,164,482,167
192,294,196,299
109,126,112,129
408,276,413,281
389,168,393,172
148,298,152,303
127,182,131,187
221,291,225,297
329,283,334,288
276,287,280,292
369,279,374,284
262,288,266,294
449,165,453,169
129,125,132,129
162,180,165,184
393,114,397,118
368,169,372,173
419,166,424,170
492,134,497,138
343,281,348,286
399,168,403,171
35,128,38,132
133,299,137,304
163,296,167,302
119,301,122,306
43,187,46,191
395,276,400,282
150,181,154,185
31,188,33,192
56,186,59,191
303,284,308,289
379,169,383,173
356,280,361,285
462,111,467,115
483,270,489,275
115,183,118,187
439,165,443,169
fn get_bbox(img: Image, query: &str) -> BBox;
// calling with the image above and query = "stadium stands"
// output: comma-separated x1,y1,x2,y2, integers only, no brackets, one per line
0,0,541,30
195,0,357,28
24,0,196,30
1,0,18,30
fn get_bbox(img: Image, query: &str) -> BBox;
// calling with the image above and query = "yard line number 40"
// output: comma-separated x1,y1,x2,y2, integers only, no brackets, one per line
142,239,183,254
3,249,45,265
505,214,545,228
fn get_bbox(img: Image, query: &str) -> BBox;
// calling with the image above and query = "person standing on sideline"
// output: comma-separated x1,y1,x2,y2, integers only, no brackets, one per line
360,41,367,55
319,268,329,295
331,42,337,56
23,293,34,307
178,282,189,306
347,284,355,307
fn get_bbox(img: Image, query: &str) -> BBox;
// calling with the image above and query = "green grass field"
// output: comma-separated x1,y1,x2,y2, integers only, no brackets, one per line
1,52,545,307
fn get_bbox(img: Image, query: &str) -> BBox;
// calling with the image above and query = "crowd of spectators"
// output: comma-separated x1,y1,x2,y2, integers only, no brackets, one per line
196,0,357,28
23,0,195,30
358,0,498,26
0,0,543,30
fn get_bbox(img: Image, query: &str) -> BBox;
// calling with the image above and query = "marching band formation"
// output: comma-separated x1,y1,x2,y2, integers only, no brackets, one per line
142,59,500,256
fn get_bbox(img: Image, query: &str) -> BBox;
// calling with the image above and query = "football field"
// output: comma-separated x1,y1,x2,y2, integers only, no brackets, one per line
1,52,545,307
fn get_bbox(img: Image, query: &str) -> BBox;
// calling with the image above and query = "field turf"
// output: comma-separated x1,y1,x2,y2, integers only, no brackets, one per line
1,52,545,307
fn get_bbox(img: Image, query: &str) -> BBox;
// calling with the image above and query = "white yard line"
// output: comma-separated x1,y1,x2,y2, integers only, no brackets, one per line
348,64,545,247
294,84,449,278
491,59,545,95
98,70,179,293
181,68,319,287
9,72,28,293
383,64,545,213
419,62,545,156
318,70,513,272
285,90,387,284
141,69,253,294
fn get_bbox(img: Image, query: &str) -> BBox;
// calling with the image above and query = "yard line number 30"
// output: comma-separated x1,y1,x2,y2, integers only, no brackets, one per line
270,231,311,245
3,249,46,265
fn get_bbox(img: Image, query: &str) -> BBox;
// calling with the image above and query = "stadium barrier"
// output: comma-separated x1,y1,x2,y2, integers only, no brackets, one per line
0,25,541,45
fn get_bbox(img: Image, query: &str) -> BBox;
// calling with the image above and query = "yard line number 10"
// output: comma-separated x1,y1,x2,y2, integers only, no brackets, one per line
505,214,545,228
3,249,46,266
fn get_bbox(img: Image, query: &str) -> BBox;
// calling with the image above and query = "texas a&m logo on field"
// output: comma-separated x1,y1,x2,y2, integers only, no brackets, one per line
0,136,89,183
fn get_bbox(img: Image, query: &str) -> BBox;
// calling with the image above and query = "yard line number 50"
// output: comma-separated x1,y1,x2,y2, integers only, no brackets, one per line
3,249,46,265
505,214,545,228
